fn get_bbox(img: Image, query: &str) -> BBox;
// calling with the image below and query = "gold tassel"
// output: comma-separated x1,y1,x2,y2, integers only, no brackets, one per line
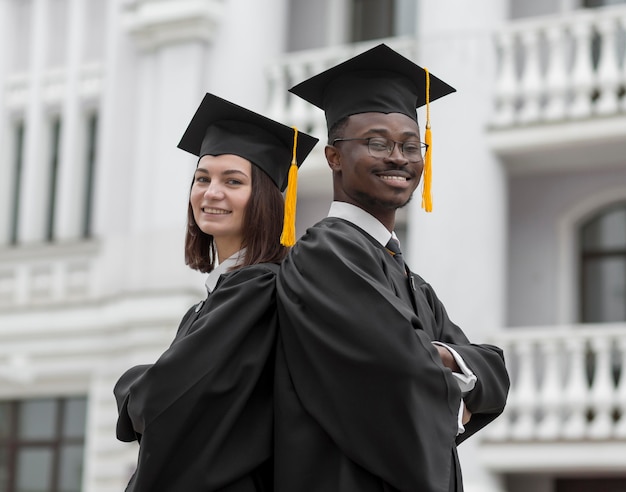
280,127,299,247
421,67,433,212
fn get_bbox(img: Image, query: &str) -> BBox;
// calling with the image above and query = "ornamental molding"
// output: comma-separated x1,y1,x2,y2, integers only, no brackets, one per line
123,0,224,51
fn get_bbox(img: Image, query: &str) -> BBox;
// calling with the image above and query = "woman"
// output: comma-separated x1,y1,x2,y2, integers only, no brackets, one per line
113,93,318,492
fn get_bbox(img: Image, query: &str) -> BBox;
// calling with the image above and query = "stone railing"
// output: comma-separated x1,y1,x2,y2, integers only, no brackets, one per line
485,324,626,442
491,5,626,127
265,37,417,141
0,242,98,308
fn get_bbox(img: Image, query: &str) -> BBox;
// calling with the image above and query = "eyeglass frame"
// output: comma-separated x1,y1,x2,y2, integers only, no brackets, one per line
331,137,429,162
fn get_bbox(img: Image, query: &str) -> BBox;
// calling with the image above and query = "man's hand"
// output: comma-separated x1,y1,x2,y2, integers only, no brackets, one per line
462,402,472,425
435,345,460,373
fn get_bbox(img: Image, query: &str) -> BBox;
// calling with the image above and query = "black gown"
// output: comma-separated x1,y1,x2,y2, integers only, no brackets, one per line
114,263,280,492
275,218,510,492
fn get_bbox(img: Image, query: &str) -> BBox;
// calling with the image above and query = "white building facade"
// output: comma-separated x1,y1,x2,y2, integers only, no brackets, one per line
0,0,625,491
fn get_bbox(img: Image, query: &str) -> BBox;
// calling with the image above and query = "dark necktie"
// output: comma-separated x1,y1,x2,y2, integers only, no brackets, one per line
385,238,405,271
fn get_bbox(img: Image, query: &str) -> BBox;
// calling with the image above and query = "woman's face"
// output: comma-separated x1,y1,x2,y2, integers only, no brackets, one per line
190,154,252,258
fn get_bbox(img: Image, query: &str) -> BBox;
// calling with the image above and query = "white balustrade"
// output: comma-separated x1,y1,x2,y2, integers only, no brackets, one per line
265,38,416,141
486,326,626,443
491,5,626,126
0,243,96,308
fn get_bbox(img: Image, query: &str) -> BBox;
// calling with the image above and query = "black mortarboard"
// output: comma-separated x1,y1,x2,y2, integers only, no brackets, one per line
289,43,456,212
178,93,319,245
178,93,318,192
289,43,455,129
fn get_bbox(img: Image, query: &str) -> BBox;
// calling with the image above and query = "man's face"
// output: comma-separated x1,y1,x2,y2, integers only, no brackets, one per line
327,112,423,223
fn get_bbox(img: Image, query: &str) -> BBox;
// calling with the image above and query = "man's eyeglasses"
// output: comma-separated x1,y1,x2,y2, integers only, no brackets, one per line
332,137,428,163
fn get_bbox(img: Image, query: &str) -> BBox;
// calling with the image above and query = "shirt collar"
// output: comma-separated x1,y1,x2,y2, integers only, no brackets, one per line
327,202,393,247
205,249,246,293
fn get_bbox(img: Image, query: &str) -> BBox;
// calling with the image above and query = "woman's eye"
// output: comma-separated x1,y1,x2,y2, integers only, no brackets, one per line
226,179,243,185
195,176,209,183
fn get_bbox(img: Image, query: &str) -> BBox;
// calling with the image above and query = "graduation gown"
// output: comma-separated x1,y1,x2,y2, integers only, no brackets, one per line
114,263,280,492
275,218,509,492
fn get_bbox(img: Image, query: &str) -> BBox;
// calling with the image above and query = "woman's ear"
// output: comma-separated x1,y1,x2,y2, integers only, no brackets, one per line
325,144,342,172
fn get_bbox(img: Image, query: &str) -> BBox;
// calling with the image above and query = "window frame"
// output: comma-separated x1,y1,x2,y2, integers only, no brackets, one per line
0,397,87,492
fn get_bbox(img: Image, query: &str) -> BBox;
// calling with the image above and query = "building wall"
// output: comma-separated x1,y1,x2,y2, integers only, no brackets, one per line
508,166,626,327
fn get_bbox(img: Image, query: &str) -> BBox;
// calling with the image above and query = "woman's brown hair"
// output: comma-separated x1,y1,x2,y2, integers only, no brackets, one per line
184,164,288,273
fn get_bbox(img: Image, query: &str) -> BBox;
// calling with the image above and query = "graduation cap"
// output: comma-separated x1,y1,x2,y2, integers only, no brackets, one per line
178,93,319,245
289,43,456,211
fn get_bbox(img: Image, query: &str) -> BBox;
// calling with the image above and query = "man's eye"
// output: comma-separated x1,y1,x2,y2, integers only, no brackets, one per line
369,140,388,151
403,144,421,154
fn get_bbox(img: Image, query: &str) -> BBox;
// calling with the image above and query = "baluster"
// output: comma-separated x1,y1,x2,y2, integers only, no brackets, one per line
286,61,310,131
543,23,569,121
491,30,518,127
309,58,329,138
562,337,590,439
518,28,543,124
594,16,621,115
536,338,563,440
587,337,616,438
265,63,287,122
614,336,626,438
511,340,537,440
568,15,595,118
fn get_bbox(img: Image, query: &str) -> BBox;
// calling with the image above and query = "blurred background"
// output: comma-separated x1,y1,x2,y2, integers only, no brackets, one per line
0,0,625,491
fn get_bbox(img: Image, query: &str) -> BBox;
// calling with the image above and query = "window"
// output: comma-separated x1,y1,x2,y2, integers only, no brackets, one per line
46,117,62,242
579,203,626,322
0,397,87,492
584,0,626,7
9,121,25,245
81,112,98,239
350,0,416,42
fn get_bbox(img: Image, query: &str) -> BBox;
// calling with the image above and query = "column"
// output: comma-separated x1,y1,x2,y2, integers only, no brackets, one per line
0,0,11,245
413,2,508,491
18,0,49,243
54,0,86,241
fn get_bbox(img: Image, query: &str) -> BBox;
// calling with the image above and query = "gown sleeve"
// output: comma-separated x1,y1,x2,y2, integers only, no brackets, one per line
277,224,464,492
113,264,278,491
415,279,510,444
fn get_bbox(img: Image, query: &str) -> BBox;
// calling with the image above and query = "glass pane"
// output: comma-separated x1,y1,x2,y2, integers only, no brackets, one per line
59,444,84,492
0,445,8,492
63,398,87,439
582,206,626,250
394,0,416,37
583,257,626,322
18,399,57,440
352,0,393,42
0,402,11,439
15,447,53,492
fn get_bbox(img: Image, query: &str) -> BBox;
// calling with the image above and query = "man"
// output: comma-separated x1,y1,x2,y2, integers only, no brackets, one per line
275,44,510,492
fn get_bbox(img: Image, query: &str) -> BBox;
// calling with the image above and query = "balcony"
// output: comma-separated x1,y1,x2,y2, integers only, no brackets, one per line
488,5,626,174
0,241,99,309
265,37,418,192
482,324,626,473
